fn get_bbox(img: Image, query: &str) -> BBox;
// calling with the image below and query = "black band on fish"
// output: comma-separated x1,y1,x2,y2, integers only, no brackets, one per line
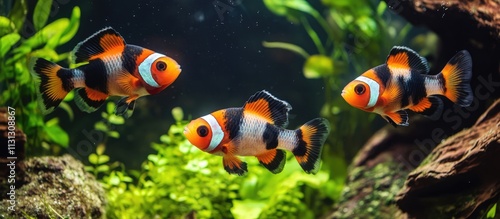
224,108,243,140
263,123,279,150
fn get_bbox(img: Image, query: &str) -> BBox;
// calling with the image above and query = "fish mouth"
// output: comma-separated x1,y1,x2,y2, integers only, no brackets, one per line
183,126,189,135
341,89,346,97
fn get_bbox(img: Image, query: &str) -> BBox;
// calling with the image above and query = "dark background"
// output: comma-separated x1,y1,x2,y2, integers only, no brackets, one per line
30,0,327,168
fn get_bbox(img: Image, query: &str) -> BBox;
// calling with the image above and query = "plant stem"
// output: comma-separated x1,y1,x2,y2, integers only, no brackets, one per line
310,10,336,47
262,41,310,59
301,16,325,55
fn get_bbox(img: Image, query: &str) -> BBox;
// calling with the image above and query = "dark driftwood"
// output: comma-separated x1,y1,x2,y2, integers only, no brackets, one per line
386,0,500,42
396,99,500,218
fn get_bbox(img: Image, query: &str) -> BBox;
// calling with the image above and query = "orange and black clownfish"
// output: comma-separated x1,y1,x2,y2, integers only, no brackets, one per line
184,90,331,175
29,27,181,117
342,46,473,126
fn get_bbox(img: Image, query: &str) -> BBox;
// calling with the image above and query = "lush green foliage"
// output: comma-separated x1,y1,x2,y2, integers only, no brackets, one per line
87,107,337,219
0,0,80,155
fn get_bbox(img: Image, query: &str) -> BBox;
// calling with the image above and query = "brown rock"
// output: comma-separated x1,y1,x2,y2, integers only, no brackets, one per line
396,99,500,218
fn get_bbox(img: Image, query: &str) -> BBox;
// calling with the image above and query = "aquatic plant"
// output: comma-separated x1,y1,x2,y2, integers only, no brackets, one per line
85,102,125,177
0,0,80,155
486,203,497,219
92,107,337,219
262,0,413,196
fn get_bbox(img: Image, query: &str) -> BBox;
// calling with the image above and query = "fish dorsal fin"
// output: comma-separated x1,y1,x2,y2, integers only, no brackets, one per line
386,46,429,73
72,27,126,63
243,90,292,127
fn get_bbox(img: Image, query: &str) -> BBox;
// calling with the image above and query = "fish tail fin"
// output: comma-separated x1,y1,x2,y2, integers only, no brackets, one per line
440,50,473,107
30,58,75,114
292,118,330,174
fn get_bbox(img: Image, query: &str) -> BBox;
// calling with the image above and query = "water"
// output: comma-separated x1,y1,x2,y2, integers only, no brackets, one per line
4,0,492,218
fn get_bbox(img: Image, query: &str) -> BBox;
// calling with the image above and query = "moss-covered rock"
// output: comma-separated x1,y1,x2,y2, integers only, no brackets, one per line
0,154,106,218
330,161,408,219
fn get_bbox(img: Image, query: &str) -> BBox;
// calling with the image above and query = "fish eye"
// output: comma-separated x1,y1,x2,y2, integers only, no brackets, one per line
197,125,209,137
156,61,167,71
354,84,366,95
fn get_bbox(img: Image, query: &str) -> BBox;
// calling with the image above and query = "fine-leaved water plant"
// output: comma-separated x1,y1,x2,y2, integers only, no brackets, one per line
93,107,338,219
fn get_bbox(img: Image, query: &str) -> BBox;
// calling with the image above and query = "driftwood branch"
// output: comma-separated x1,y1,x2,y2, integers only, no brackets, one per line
396,99,500,218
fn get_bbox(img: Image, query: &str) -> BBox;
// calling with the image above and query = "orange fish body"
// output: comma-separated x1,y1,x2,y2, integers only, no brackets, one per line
30,27,182,117
342,46,473,126
184,90,331,175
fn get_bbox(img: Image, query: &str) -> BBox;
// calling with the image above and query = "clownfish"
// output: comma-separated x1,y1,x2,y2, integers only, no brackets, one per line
342,46,473,126
183,90,330,175
29,27,181,117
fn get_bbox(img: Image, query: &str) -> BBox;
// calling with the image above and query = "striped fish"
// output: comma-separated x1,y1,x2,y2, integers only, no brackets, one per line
30,27,181,117
183,90,331,175
341,46,473,126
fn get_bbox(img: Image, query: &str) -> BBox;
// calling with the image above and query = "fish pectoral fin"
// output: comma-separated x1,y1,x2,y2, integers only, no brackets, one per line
409,97,433,112
116,72,140,95
383,110,409,127
74,88,108,113
256,149,286,174
222,155,248,176
72,27,126,63
410,96,444,120
115,96,138,118
386,46,429,73
424,96,444,120
243,90,292,127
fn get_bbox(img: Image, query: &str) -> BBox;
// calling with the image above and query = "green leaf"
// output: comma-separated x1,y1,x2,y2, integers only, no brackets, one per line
8,0,27,33
94,121,109,132
0,33,20,57
262,41,310,59
96,165,110,173
97,155,110,164
231,200,266,219
59,6,80,45
283,0,317,16
486,203,497,218
20,18,69,49
108,173,121,185
88,153,98,164
15,61,30,85
0,16,15,36
45,121,69,147
46,117,59,126
303,55,334,79
30,48,59,61
33,0,53,31
63,90,74,101
84,166,94,172
321,0,351,7
171,107,184,122
96,144,106,155
355,16,377,38
108,114,125,125
108,131,120,138
264,0,318,21
377,1,387,16
107,102,115,114
159,134,170,144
